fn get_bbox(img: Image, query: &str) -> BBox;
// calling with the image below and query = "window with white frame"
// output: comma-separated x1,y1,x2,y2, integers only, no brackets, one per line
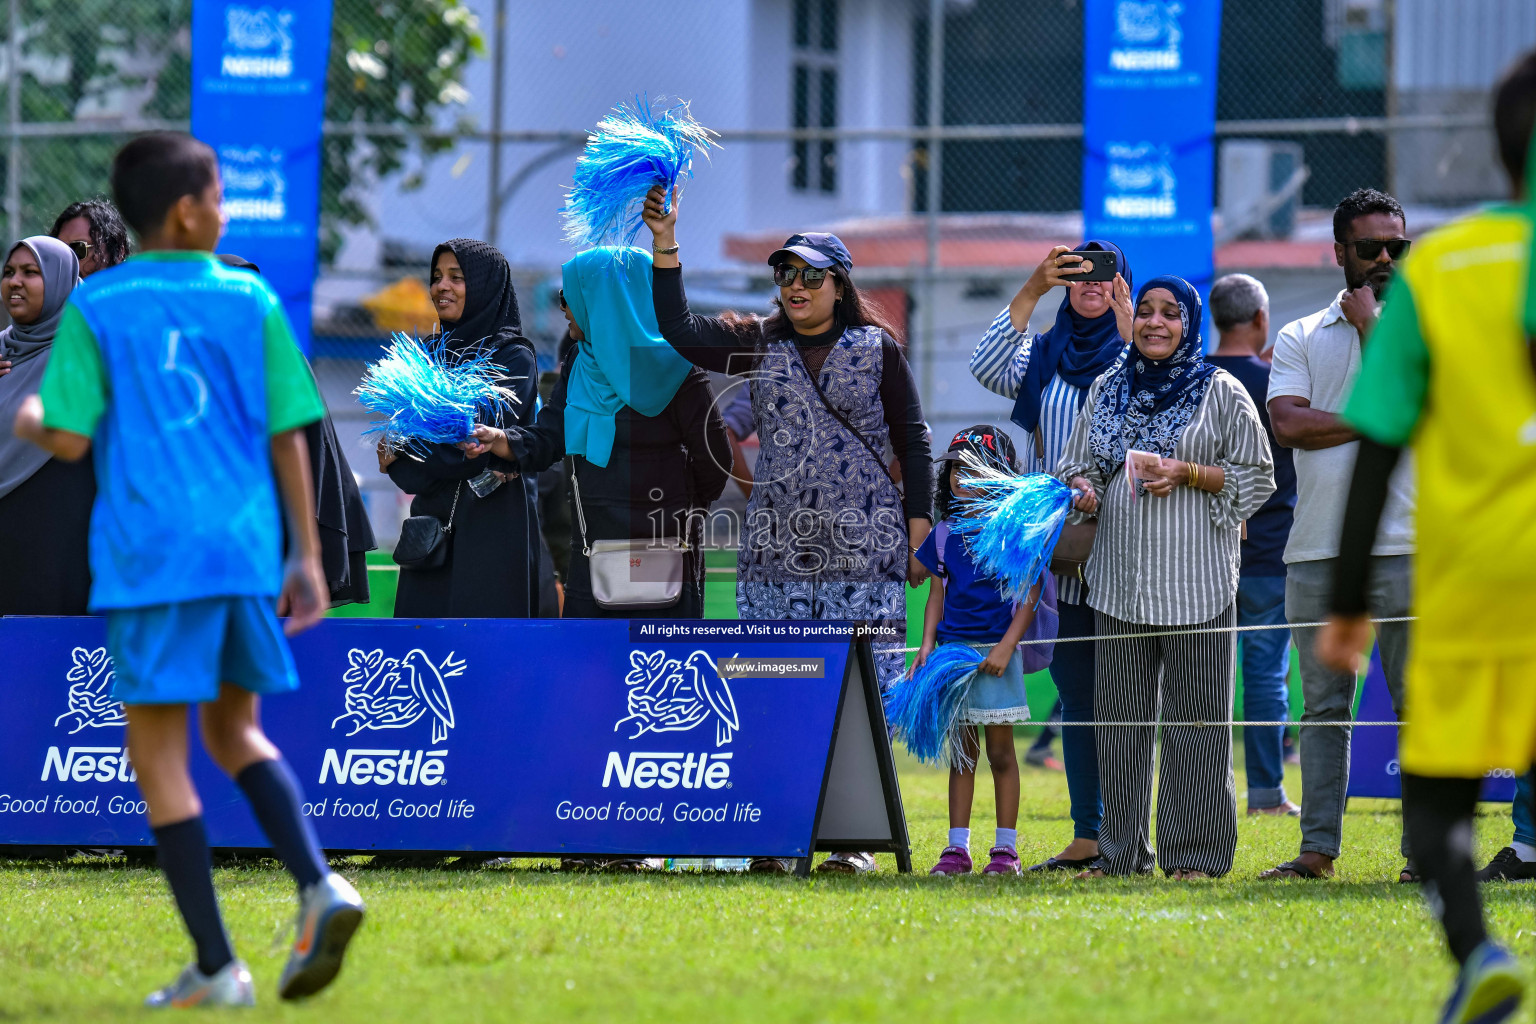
791,0,838,193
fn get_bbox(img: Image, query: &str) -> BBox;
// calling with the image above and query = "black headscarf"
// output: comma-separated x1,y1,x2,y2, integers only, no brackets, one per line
217,253,260,273
431,238,529,354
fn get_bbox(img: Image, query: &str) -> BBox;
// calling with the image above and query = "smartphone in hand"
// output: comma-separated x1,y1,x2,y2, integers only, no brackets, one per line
1063,249,1118,282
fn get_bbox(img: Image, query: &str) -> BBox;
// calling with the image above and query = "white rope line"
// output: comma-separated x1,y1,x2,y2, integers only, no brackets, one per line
875,616,1416,653
365,568,1400,724
1045,721,1401,727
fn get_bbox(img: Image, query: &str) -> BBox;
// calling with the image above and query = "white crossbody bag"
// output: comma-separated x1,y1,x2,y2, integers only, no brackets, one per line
568,457,687,609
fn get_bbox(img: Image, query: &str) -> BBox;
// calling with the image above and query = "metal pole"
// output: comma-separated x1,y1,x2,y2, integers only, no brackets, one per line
921,0,944,401
1383,0,1397,199
6,0,19,246
485,0,507,247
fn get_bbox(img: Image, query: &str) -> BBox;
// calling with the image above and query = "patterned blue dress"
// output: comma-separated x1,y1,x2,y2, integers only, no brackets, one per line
652,266,932,691
737,328,909,687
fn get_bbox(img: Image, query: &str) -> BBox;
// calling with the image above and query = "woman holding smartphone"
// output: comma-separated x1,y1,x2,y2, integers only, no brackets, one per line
968,241,1132,873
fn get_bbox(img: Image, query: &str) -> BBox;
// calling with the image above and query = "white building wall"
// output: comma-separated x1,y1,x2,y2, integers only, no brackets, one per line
355,0,913,273
746,0,914,236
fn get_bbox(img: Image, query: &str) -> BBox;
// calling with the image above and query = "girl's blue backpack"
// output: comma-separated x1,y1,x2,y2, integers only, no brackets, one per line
930,520,1059,674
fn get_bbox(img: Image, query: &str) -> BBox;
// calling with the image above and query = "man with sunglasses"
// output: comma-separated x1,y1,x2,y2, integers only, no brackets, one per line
1261,187,1418,884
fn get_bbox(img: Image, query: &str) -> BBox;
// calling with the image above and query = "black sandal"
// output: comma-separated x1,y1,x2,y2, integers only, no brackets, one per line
1029,855,1099,872
1258,858,1333,879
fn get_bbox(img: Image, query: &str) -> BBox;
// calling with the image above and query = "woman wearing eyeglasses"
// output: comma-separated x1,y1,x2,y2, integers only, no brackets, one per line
642,187,932,875
0,237,91,615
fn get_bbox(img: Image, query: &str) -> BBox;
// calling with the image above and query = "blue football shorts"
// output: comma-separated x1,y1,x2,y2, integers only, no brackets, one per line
107,595,300,705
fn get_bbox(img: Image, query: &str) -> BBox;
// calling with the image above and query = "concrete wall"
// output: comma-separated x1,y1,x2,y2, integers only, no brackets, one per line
1388,0,1536,204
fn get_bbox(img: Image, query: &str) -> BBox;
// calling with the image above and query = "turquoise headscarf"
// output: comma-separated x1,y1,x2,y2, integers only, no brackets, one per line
562,246,693,468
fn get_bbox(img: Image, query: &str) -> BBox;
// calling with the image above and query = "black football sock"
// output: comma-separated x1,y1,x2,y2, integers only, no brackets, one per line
1402,772,1487,966
236,757,327,890
153,816,235,976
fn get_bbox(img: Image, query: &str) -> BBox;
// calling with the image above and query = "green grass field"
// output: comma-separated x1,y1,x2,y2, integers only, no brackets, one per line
2,753,1530,1023
29,555,1501,1020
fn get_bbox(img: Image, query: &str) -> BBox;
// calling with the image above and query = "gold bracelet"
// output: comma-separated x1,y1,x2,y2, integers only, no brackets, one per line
653,243,680,255
1190,463,1200,490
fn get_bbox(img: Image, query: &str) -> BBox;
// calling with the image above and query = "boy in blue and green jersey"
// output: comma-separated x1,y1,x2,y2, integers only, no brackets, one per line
14,132,364,1009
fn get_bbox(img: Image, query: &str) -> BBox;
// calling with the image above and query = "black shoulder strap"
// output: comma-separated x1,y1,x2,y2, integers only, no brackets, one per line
797,347,900,493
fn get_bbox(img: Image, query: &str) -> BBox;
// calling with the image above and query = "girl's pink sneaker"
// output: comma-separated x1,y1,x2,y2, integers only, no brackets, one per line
982,846,1022,875
929,846,973,875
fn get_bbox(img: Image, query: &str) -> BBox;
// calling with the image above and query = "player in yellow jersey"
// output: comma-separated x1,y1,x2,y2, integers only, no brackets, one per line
1319,49,1536,1024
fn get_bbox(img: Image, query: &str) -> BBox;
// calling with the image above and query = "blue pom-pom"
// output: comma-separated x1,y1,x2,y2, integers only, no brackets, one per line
355,333,520,455
885,644,986,769
948,451,1076,603
562,95,718,249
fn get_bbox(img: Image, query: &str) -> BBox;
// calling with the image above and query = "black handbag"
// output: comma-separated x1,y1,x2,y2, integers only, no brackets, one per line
1032,428,1096,582
392,482,462,571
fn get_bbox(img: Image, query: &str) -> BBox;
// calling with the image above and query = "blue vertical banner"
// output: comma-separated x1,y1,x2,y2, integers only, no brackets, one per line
190,2,332,352
1083,1,1221,297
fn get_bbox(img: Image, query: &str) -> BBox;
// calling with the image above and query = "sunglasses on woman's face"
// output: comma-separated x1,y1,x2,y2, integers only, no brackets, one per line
64,240,92,260
1351,238,1410,261
772,264,830,289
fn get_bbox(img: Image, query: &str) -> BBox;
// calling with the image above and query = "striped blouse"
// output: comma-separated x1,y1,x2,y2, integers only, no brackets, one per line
969,307,1127,605
1055,370,1277,627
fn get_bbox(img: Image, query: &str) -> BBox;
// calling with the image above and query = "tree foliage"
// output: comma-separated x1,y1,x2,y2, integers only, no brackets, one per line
3,0,482,259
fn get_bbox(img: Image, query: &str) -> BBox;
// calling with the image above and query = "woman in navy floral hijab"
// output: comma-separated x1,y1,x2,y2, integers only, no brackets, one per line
1055,273,1276,880
1088,274,1219,480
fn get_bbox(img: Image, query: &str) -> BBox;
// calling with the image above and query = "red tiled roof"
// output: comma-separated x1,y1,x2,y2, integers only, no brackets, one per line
725,217,1338,271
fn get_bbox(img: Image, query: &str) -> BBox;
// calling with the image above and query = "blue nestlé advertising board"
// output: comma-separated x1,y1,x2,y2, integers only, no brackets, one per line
0,618,873,859
190,0,332,352
1083,0,1221,294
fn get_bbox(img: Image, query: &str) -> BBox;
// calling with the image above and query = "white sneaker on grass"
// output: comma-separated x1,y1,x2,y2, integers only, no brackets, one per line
144,959,255,1009
278,872,366,1000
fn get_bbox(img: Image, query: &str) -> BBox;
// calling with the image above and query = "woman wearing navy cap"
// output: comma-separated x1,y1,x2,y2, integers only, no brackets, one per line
643,186,932,875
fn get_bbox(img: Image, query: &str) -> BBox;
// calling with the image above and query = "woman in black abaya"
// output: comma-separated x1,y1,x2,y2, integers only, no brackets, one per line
381,238,540,617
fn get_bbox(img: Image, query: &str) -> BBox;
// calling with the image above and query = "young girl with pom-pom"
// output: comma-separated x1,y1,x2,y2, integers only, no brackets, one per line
909,424,1043,876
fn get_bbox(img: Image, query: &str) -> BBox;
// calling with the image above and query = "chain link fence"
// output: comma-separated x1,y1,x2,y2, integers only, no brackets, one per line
4,0,1533,545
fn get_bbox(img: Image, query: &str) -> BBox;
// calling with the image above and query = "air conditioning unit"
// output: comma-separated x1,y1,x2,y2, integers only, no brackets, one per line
1218,140,1307,242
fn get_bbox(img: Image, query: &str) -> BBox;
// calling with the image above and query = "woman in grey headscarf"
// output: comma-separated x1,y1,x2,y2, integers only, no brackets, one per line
0,236,89,614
